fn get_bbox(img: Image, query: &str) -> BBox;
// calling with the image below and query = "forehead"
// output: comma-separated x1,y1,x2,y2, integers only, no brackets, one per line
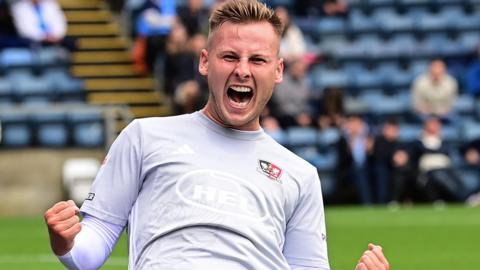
209,21,280,55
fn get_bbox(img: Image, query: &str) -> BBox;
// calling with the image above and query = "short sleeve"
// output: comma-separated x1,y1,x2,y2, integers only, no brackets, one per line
283,169,330,270
81,120,143,226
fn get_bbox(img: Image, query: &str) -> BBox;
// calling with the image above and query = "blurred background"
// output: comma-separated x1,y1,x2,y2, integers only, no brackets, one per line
0,0,479,269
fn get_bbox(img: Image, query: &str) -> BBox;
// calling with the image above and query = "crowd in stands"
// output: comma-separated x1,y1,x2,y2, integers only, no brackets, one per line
122,0,480,206
1,0,480,205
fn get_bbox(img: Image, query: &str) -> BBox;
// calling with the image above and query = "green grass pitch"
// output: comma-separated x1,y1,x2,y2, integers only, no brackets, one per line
0,205,478,269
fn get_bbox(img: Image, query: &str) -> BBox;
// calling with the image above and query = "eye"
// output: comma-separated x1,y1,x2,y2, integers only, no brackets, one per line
251,57,267,64
223,54,238,62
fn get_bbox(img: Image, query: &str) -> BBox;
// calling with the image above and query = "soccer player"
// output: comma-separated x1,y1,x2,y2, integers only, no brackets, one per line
44,1,389,269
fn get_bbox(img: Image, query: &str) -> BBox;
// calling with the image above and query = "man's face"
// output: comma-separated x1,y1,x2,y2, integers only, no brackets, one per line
199,21,284,131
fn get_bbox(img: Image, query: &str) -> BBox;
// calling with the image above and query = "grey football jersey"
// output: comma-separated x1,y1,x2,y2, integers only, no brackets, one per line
81,112,329,270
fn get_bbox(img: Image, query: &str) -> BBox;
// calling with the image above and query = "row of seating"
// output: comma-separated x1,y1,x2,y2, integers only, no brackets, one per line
346,0,480,10
310,62,425,91
0,110,105,148
0,47,69,69
318,31,479,58
0,69,84,104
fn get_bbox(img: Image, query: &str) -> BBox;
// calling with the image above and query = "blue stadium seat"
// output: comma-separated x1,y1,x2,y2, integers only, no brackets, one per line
461,120,480,142
0,48,34,68
309,149,338,171
442,124,460,144
398,123,423,142
457,32,480,52
312,67,351,89
351,67,383,89
286,127,318,147
33,113,68,147
0,78,12,100
453,95,475,115
455,13,480,30
37,47,69,66
0,113,32,147
317,17,346,35
318,127,341,148
68,110,105,147
14,75,54,103
378,12,415,32
349,9,377,32
417,12,450,32
43,69,84,101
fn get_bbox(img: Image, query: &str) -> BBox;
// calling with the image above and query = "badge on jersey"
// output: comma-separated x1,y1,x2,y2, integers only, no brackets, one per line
258,160,283,182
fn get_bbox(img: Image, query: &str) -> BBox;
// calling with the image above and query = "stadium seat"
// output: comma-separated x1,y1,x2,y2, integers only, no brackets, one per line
461,120,480,142
317,17,346,35
318,127,341,148
311,67,351,89
452,95,475,115
417,12,450,32
0,48,34,67
14,75,54,103
68,110,105,147
0,78,12,100
33,112,68,147
351,67,383,89
398,123,423,142
36,47,69,66
457,32,480,52
286,127,318,147
43,69,84,101
349,9,377,32
0,113,32,147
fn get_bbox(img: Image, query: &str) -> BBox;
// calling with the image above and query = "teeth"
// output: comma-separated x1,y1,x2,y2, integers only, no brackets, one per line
230,86,251,92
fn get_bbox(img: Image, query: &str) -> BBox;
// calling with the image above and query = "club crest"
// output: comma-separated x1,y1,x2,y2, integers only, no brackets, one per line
258,160,283,181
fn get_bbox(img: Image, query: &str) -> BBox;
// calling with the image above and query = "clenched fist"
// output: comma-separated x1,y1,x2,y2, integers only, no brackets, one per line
355,243,390,270
44,200,82,256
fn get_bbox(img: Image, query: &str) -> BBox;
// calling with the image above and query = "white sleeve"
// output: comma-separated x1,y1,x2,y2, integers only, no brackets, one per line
283,170,330,270
57,214,124,270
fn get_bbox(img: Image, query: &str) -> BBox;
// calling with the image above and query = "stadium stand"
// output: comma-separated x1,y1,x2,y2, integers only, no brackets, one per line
1,0,479,212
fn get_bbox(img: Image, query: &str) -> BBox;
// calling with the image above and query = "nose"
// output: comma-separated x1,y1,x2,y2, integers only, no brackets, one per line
234,58,251,80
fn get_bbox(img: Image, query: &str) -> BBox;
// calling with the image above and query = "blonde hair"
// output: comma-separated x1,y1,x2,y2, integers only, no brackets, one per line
208,0,283,38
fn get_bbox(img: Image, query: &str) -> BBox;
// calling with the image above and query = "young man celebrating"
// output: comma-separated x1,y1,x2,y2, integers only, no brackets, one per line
45,1,389,269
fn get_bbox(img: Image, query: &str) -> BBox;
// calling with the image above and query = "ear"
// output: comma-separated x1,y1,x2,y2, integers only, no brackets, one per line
274,58,284,84
198,49,209,76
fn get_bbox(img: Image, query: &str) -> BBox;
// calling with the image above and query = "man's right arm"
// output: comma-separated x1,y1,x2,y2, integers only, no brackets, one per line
44,200,82,256
45,201,124,270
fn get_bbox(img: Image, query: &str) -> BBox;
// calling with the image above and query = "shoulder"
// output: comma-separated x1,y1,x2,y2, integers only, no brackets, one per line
261,135,318,182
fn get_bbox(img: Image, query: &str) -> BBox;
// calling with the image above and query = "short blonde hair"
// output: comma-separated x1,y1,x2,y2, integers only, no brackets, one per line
209,0,283,38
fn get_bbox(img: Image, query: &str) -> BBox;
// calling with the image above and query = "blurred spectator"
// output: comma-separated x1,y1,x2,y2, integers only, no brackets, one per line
372,119,416,204
164,25,207,114
461,137,480,167
294,0,348,18
316,86,345,130
9,0,69,47
132,0,176,74
270,57,312,128
412,117,469,202
411,59,458,123
343,115,373,205
465,46,480,98
274,6,307,63
177,0,209,37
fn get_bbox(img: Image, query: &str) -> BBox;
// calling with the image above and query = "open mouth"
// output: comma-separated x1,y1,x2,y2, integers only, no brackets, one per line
227,86,253,106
